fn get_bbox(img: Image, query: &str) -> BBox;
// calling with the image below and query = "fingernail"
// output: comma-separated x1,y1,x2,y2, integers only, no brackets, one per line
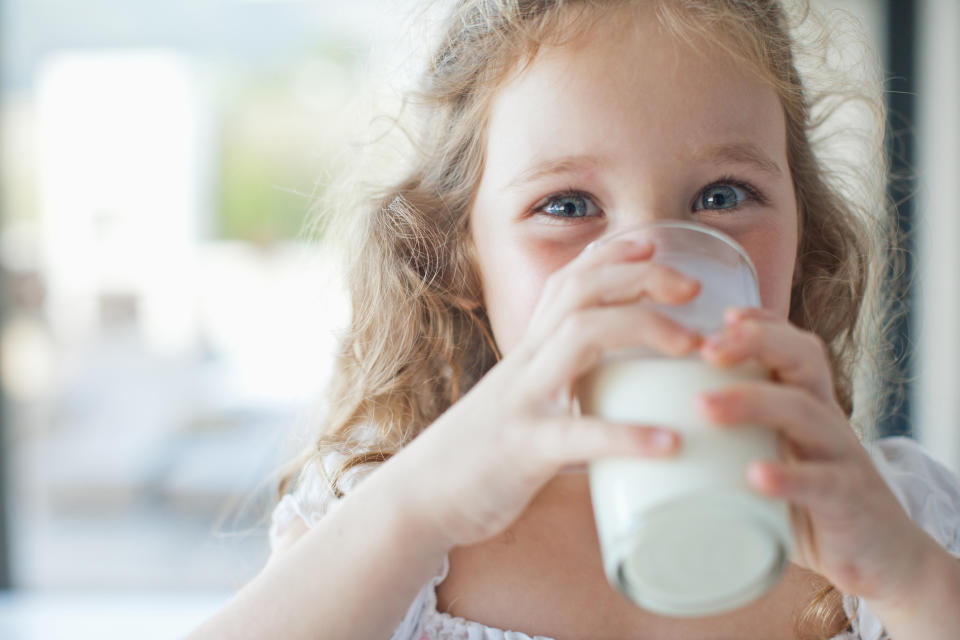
622,239,653,255
696,392,724,414
702,333,726,353
724,307,746,324
674,330,702,354
747,464,767,491
680,277,700,295
652,430,676,449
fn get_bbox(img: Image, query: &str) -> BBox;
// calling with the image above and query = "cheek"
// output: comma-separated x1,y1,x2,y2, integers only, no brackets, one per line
479,234,585,354
737,225,797,317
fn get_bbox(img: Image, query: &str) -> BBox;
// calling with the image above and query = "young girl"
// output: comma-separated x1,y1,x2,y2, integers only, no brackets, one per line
192,1,960,638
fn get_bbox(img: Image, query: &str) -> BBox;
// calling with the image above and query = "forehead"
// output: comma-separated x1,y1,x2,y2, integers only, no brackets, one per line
482,5,786,181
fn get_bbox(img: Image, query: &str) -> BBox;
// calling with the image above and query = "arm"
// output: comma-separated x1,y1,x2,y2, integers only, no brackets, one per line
188,453,450,640
189,238,696,638
698,308,960,639
863,534,960,640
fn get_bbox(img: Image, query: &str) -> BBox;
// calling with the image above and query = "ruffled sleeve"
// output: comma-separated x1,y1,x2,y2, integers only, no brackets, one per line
867,437,960,555
833,436,960,640
268,450,372,551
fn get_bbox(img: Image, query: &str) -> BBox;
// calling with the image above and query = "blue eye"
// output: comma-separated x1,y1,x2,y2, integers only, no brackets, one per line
539,193,600,218
695,184,747,211
693,179,766,212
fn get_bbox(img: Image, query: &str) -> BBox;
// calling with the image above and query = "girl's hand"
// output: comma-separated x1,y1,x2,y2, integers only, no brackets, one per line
697,307,943,604
392,239,701,550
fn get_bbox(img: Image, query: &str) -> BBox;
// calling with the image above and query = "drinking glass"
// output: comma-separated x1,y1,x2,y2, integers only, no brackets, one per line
577,221,792,617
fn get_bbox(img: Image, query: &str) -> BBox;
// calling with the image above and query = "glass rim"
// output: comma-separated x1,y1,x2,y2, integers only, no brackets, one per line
597,221,760,288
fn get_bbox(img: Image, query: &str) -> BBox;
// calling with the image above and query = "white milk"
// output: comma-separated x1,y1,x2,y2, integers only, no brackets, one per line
579,356,792,617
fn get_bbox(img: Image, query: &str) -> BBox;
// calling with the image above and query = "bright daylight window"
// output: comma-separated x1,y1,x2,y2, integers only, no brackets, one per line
0,1,418,636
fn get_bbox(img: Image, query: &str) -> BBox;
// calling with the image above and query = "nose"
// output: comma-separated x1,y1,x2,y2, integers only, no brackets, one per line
602,203,687,242
610,175,692,236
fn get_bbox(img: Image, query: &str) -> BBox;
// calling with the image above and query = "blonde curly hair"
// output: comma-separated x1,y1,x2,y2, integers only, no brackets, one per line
280,1,897,636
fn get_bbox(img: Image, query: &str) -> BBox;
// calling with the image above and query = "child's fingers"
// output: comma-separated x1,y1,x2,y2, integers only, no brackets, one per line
578,237,655,266
536,238,653,304
548,261,701,313
528,256,699,343
535,415,680,465
701,316,836,406
696,381,855,458
723,306,781,324
747,459,850,520
524,305,702,397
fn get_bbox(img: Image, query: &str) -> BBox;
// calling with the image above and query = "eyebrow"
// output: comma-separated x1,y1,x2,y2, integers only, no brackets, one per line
506,142,782,190
506,154,609,191
692,142,783,178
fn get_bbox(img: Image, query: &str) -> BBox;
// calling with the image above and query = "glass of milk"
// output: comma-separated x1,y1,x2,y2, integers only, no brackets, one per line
577,221,792,617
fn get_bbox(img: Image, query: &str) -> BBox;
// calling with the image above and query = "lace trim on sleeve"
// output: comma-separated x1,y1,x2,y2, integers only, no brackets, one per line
268,449,374,551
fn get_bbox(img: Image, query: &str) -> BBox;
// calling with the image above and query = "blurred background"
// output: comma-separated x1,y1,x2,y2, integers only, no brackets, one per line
0,0,957,638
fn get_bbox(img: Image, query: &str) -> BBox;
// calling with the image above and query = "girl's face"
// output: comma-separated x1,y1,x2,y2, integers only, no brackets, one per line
470,8,799,355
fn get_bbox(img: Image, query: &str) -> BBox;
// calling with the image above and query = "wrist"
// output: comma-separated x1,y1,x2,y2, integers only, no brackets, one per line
370,445,458,558
864,533,960,633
